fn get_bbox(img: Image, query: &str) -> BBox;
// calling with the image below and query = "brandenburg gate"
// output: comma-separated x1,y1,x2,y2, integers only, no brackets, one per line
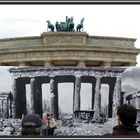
9,67,125,122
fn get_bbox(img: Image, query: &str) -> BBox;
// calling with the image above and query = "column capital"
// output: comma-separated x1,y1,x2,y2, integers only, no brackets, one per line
95,75,102,79
116,76,122,80
75,71,82,77
75,75,82,78
30,77,35,81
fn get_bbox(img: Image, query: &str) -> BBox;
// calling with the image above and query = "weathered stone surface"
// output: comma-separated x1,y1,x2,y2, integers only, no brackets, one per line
42,32,87,45
0,36,42,48
87,36,136,48
9,67,125,79
0,32,139,66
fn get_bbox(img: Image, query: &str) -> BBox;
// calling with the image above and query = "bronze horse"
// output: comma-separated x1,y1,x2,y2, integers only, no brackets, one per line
68,17,74,31
46,20,54,32
76,18,84,32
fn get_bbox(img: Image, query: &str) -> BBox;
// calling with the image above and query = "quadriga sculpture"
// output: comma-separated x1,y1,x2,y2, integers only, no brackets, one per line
46,17,85,32
55,16,75,32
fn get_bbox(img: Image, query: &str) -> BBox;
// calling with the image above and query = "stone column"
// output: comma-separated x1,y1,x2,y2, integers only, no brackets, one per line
4,99,7,118
78,61,85,67
123,94,126,104
35,83,43,118
9,97,13,118
73,75,81,112
30,79,43,117
135,97,139,109
112,76,122,117
30,78,36,114
91,81,96,110
2,99,6,118
93,76,101,123
0,99,2,118
50,76,55,115
6,98,9,118
1,99,4,118
12,78,17,118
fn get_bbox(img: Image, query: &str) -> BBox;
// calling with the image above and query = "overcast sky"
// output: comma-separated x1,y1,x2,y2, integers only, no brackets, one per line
0,5,140,65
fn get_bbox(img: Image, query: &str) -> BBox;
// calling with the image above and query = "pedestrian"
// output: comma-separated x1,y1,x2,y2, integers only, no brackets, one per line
42,114,49,136
48,114,56,135
21,114,43,136
110,104,140,136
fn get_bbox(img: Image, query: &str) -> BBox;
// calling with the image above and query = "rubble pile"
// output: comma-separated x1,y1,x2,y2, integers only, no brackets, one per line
0,119,21,136
54,118,118,136
0,118,139,136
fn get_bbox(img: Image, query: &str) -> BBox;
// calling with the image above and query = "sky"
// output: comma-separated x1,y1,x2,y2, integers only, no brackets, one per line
121,66,140,94
0,66,13,92
0,5,140,64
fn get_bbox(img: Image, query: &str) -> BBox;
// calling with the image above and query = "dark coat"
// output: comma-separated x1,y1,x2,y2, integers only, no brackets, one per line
110,125,140,136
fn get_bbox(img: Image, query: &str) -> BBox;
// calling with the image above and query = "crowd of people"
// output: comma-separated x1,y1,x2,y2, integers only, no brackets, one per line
20,104,140,136
42,114,56,136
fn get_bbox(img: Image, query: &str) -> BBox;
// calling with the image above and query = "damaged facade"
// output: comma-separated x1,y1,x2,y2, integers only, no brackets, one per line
8,67,126,122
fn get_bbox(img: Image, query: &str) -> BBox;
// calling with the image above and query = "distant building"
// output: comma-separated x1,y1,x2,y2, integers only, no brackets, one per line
0,92,13,119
